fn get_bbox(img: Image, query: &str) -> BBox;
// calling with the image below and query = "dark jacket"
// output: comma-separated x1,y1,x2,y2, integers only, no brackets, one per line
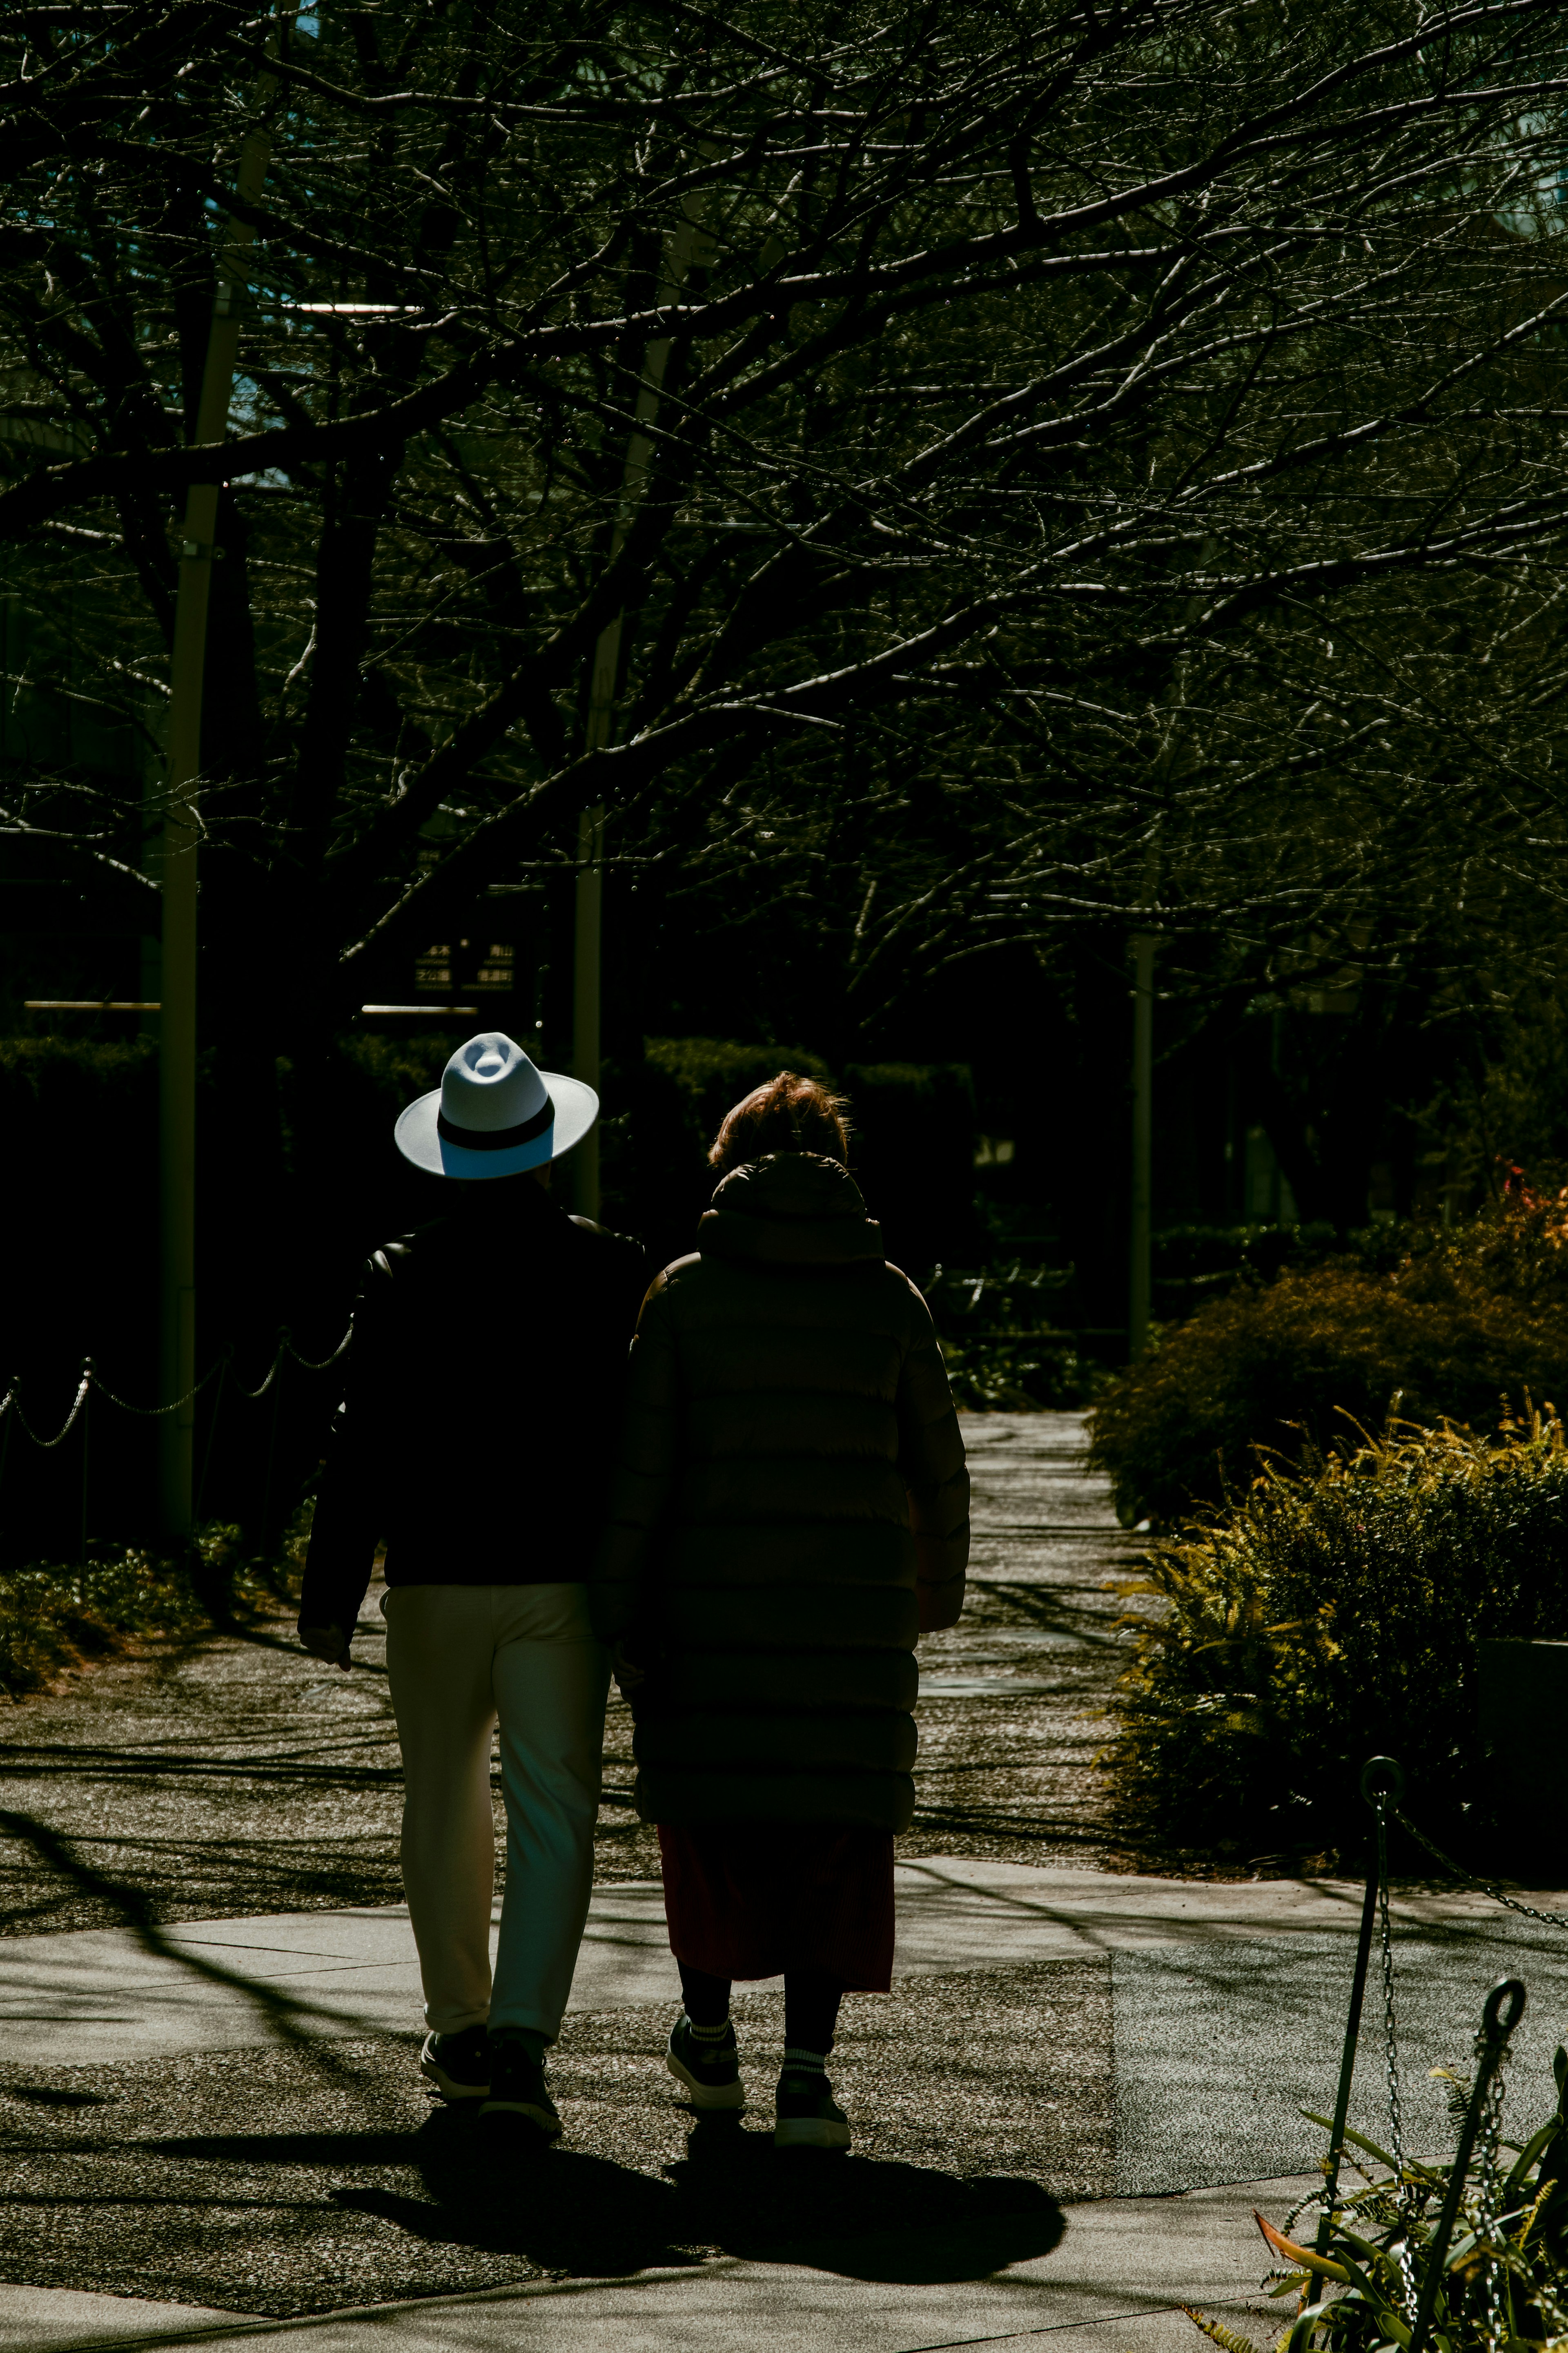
299,1179,647,1637
590,1153,969,1833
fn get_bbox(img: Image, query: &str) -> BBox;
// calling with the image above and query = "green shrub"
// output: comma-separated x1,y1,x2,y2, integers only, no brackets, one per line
1151,1218,1408,1314
938,1334,1100,1410
926,1262,1106,1408
642,1036,833,1144
338,1029,461,1108
1109,1412,1568,1863
1090,1194,1568,1526
0,1522,304,1698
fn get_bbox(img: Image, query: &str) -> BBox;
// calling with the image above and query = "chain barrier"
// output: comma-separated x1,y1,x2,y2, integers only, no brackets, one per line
0,1327,351,1443
0,1327,353,1550
283,1329,353,1373
9,1363,93,1450
92,1356,229,1418
1309,1758,1558,2353
1394,1806,1568,1932
232,1346,286,1403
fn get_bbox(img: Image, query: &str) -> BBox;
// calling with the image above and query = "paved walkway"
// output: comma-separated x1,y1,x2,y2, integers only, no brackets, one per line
0,2174,1319,2353
911,1414,1138,1863
0,1415,1129,1948
6,1859,1562,2070
7,1855,1568,2349
4,1414,1566,2351
0,2175,1326,2353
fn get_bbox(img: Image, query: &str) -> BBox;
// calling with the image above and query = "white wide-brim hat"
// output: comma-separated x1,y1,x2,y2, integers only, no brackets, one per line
394,1031,598,1181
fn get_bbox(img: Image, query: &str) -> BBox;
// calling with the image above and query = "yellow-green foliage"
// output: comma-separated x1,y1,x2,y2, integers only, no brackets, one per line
1110,1412,1568,1859
0,1527,300,1700
1090,1194,1568,1527
0,1550,205,1697
1196,2050,1568,2353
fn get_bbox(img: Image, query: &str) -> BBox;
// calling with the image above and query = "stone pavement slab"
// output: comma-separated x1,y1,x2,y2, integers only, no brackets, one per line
912,1414,1132,1863
0,1966,1115,2318
0,2292,266,2351
7,1859,1566,2069
0,2173,1311,2353
1114,1918,1568,2194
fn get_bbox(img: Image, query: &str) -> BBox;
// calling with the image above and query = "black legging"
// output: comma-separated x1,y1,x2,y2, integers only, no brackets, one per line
679,1962,842,2057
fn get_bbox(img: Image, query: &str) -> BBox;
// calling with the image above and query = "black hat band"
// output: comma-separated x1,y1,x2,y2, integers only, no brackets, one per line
437,1095,555,1153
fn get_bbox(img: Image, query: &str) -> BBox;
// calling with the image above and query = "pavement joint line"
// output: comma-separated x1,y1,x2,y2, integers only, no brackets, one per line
967,1529,1132,1539
18,2264,1244,2353
893,2317,1195,2353
28,2261,759,2353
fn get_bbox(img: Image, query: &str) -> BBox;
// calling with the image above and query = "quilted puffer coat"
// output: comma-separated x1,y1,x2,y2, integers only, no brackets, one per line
590,1152,969,1832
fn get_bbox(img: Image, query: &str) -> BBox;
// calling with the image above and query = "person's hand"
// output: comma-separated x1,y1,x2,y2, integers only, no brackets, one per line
300,1624,352,1672
611,1641,646,1693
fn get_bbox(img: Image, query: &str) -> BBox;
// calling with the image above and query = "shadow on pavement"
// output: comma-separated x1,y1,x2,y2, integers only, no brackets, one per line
156,2103,1064,2285
673,2110,1063,2280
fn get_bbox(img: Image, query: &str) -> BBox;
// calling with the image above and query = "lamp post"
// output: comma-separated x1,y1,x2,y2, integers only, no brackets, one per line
157,119,273,1535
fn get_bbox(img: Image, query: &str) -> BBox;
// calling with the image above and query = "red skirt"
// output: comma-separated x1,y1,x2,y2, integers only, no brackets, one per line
657,1821,895,1990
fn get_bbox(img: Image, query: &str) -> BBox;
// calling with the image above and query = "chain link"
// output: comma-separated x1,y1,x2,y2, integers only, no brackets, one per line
1395,1807,1568,1931
282,1328,353,1373
1376,1796,1420,2319
92,1356,228,1418
1,1326,354,1430
10,1369,91,1450
232,1346,287,1401
1474,2032,1509,2353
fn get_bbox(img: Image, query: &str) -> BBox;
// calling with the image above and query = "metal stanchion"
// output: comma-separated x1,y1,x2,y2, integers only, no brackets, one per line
1307,1752,1407,2301
194,1350,229,1527
259,1341,286,1550
1405,1978,1527,2353
0,1386,14,1543
78,1360,92,1569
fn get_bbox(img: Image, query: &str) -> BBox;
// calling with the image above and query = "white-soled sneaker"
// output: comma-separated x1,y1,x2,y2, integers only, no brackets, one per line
774,2068,851,2150
667,2016,746,2110
419,2025,490,2101
478,2041,561,2141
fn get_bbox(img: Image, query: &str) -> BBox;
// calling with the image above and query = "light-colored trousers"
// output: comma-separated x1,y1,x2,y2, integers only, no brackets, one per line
382,1582,608,2042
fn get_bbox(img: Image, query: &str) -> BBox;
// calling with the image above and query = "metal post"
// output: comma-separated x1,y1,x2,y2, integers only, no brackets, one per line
260,1340,285,1552
78,1361,91,1570
1406,1978,1527,2353
1308,1755,1405,2302
158,113,274,1534
195,1350,228,1527
569,196,706,1220
1128,931,1154,1359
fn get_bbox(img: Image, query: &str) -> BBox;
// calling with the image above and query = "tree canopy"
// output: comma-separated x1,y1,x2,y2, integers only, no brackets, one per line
2,0,1566,1067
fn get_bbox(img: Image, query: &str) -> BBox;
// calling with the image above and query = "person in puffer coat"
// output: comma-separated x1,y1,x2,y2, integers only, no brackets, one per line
590,1071,968,2150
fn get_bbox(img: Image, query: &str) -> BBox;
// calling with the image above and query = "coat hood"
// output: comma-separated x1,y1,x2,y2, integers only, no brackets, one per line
697,1153,884,1268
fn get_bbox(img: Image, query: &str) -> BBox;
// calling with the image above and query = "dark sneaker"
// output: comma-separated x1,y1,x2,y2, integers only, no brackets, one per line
775,2068,851,2151
479,2039,562,2141
666,2017,745,2111
419,2025,490,2101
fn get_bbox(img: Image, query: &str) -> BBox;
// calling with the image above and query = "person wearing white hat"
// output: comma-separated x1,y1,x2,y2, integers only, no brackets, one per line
298,1033,647,2141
